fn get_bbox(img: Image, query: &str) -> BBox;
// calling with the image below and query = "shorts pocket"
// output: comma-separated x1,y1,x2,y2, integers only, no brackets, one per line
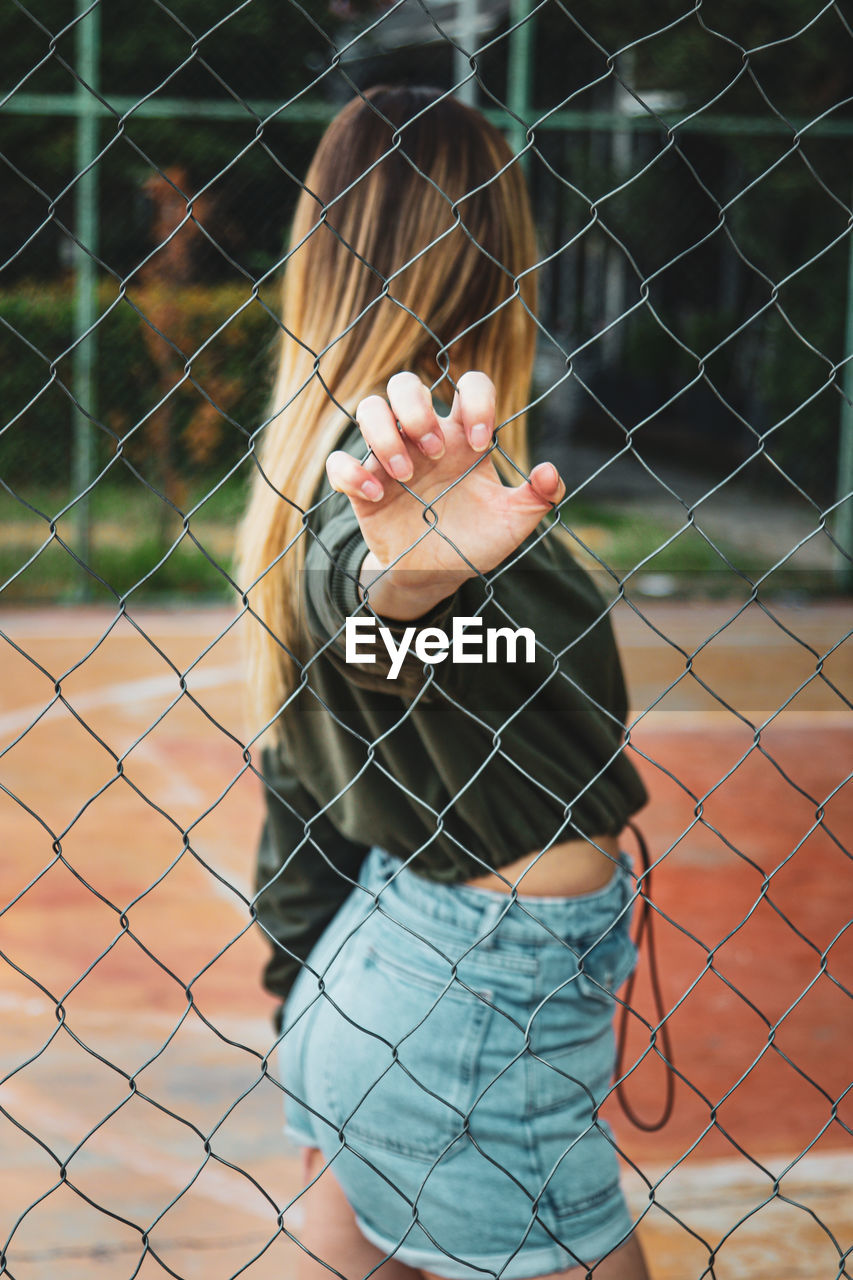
575,916,638,1008
526,919,634,1118
539,1123,624,1224
314,934,493,1163
528,1029,624,1224
528,1022,615,1117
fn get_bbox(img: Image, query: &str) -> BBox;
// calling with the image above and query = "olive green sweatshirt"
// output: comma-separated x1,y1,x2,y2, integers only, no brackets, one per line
253,427,648,1011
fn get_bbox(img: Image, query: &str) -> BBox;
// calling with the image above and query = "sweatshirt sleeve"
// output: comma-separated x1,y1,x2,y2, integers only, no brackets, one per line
299,434,462,696
253,742,370,1026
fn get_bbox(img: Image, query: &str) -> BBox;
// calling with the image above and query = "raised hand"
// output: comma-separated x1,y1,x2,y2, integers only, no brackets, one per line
325,371,566,620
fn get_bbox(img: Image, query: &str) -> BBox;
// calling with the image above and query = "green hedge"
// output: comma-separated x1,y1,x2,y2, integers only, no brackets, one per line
0,280,278,494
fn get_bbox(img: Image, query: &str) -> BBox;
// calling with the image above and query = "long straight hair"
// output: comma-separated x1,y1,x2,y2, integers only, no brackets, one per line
238,86,539,740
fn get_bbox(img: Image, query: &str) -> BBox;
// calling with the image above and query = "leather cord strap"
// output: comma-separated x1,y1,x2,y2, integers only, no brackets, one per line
614,821,676,1131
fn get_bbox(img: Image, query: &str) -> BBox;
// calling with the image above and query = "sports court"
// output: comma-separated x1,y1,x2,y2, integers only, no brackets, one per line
1,598,849,1279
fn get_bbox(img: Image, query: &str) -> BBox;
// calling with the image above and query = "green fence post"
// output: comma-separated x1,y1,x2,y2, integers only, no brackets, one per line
508,0,533,164
836,208,853,593
454,0,478,106
72,0,100,593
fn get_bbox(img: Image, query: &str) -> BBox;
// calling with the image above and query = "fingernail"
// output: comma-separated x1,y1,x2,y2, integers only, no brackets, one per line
361,478,383,500
419,432,444,458
389,453,413,480
470,423,491,451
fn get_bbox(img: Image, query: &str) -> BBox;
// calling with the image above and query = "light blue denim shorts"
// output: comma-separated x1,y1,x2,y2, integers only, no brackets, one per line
278,845,640,1279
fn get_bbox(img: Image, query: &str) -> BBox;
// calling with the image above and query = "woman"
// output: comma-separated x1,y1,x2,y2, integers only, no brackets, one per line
239,85,650,1280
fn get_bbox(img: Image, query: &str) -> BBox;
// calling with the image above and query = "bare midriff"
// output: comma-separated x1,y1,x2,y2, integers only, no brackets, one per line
462,833,621,897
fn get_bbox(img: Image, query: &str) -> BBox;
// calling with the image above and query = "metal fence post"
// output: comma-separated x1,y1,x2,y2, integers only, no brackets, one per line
508,0,533,164
72,0,100,591
836,203,853,592
454,0,478,105
601,52,635,369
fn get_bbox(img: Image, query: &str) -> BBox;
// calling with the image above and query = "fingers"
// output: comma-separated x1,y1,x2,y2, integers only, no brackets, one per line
349,370,498,492
354,394,413,482
386,372,444,459
450,371,496,453
355,373,443,486
326,449,384,503
498,461,565,549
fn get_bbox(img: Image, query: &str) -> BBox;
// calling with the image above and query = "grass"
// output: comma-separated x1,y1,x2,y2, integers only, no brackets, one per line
0,478,840,604
0,533,237,604
1,473,247,603
555,501,747,583
2,470,248,526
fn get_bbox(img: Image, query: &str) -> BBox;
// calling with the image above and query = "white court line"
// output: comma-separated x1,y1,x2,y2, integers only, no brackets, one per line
4,1050,848,1226
623,1150,852,1277
630,709,851,730
0,608,236,639
0,664,243,742
2,1056,849,1237
0,1079,280,1222
624,1148,851,1200
619,632,851,650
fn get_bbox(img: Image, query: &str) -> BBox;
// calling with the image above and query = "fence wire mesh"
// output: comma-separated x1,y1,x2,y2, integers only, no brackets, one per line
1,1,852,1278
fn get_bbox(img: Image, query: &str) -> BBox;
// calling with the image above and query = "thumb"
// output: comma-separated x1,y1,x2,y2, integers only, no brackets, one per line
525,461,566,508
502,461,566,545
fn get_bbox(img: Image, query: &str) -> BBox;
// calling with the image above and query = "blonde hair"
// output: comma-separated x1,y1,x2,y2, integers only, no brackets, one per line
238,86,539,739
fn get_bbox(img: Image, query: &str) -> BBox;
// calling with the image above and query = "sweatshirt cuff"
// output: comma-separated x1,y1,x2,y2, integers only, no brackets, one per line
322,529,462,695
330,528,462,633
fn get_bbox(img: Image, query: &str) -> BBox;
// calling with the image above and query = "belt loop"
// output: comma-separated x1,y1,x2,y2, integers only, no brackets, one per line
474,894,510,952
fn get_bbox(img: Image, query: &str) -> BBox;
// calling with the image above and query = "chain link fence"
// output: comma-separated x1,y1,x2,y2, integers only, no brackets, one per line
2,1,852,1277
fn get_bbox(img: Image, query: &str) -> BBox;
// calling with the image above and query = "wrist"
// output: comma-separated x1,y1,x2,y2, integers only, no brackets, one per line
358,551,468,621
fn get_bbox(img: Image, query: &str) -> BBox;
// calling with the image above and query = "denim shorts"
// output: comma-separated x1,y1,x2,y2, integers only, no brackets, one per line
278,845,640,1279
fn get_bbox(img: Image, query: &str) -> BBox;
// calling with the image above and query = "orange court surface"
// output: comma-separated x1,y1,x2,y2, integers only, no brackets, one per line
1,598,851,1280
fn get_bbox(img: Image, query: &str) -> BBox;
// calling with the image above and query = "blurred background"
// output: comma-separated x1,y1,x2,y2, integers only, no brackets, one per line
2,6,851,1278
2,0,852,603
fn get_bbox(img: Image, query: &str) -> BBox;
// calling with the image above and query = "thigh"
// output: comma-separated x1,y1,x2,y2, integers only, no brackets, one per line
295,1146,423,1280
418,1232,649,1280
